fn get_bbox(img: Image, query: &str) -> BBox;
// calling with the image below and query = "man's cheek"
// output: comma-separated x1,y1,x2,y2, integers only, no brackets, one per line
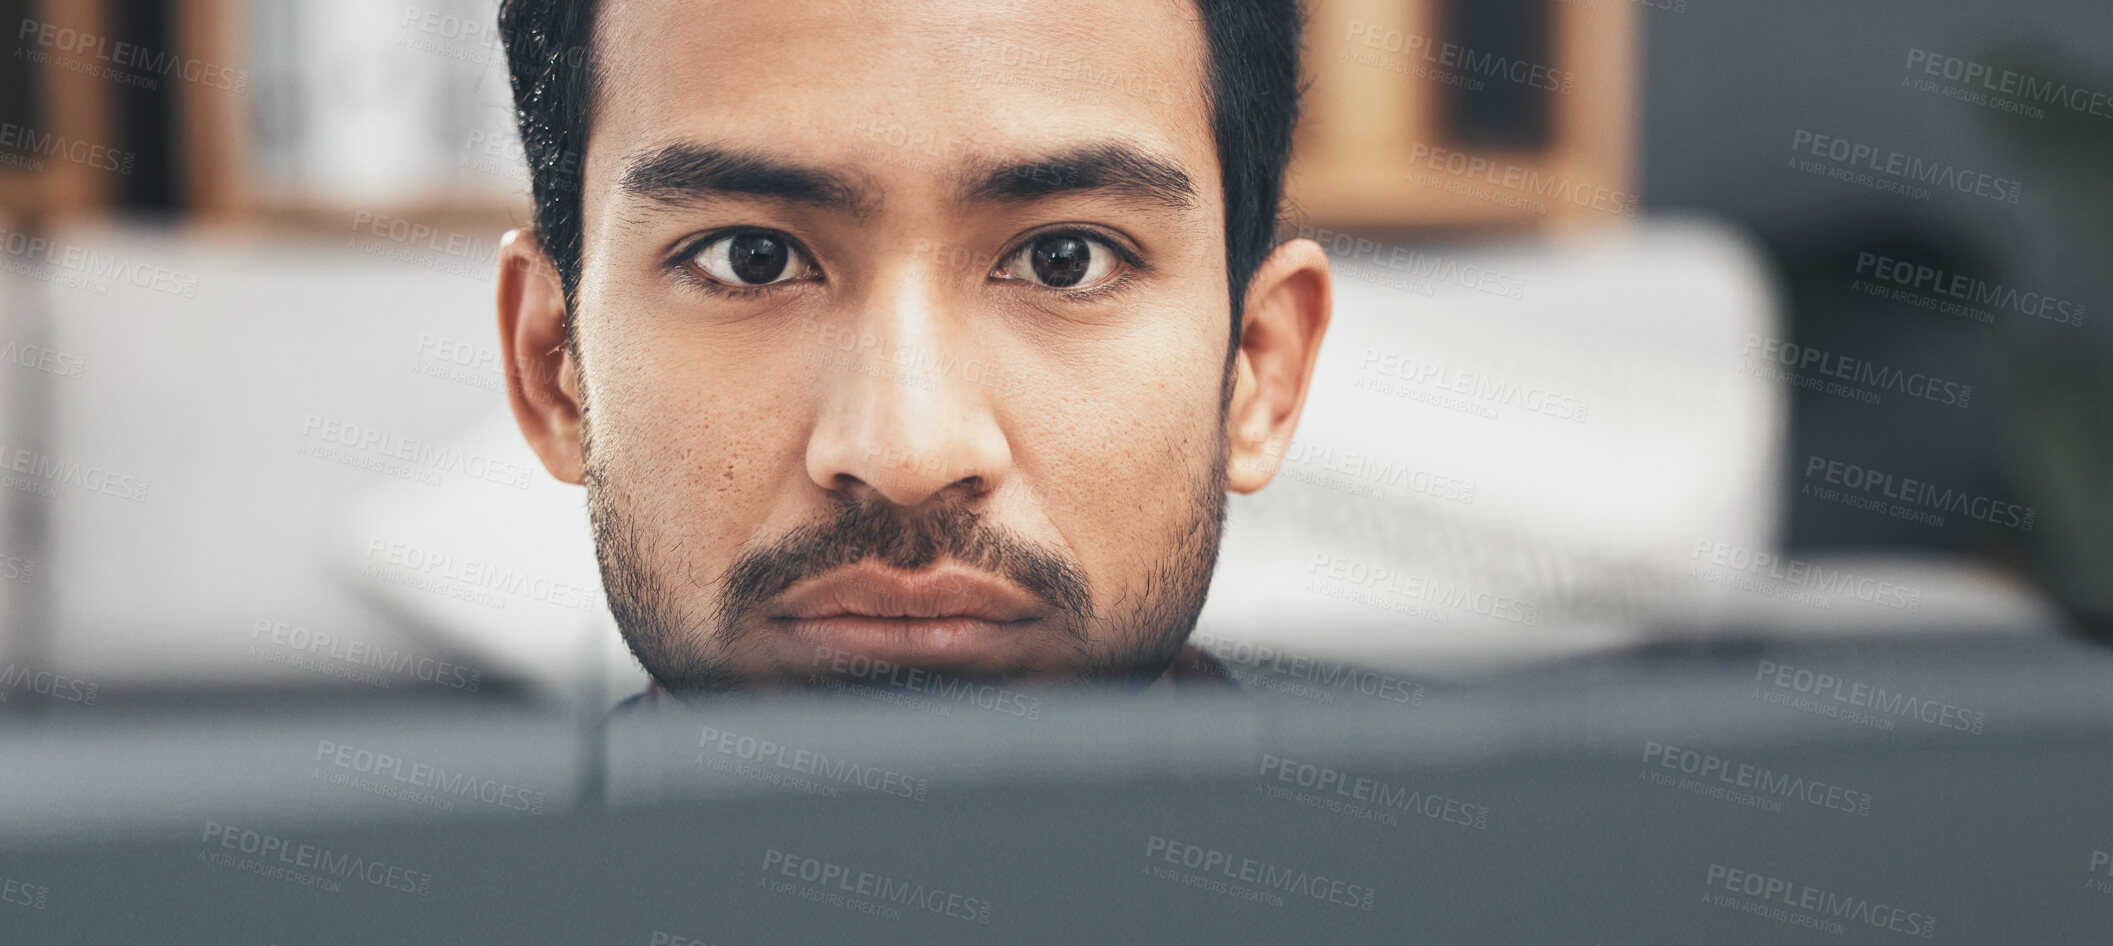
598,403,790,555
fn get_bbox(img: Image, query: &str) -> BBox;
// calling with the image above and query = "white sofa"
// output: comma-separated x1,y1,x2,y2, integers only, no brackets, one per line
0,218,2061,704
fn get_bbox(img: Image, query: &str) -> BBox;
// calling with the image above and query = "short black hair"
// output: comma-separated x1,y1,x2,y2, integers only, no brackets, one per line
496,0,1303,353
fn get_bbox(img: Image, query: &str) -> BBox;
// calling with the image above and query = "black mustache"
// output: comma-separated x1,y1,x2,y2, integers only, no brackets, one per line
713,497,1093,630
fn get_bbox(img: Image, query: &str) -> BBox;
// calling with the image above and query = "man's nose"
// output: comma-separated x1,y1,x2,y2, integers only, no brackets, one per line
803,269,1011,508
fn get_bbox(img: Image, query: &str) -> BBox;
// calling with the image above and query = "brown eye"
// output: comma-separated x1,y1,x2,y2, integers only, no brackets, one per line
997,232,1121,290
691,230,809,286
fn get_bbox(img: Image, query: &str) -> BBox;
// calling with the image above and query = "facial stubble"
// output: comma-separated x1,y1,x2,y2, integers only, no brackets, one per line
581,383,1231,695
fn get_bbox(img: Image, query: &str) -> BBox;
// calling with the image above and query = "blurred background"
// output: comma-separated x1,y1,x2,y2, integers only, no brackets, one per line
0,0,2105,712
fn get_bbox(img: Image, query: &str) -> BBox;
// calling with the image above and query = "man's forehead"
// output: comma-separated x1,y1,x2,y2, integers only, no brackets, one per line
586,0,1216,201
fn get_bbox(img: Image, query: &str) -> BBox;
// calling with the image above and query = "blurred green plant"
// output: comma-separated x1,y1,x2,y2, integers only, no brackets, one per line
1978,39,2113,624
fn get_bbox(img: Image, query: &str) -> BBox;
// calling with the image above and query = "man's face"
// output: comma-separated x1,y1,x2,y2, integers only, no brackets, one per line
512,0,1307,691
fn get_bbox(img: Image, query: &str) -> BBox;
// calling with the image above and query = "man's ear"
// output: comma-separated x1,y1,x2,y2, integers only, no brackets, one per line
496,228,586,485
1225,237,1332,494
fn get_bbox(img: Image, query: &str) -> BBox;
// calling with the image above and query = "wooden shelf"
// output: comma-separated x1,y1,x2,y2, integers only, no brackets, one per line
1288,0,1639,231
0,0,120,225
4,0,1637,236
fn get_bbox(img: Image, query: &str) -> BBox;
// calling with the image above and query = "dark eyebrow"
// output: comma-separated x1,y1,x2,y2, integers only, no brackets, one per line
960,144,1198,212
614,143,874,216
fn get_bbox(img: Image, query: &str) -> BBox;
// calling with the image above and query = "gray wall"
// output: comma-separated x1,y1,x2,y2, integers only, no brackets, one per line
1642,0,2113,618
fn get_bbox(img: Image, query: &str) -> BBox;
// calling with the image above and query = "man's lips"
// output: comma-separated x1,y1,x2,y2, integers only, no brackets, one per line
768,563,1044,667
769,562,1045,624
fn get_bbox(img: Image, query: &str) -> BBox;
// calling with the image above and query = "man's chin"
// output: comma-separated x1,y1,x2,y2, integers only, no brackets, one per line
629,627,1050,695
640,627,1181,696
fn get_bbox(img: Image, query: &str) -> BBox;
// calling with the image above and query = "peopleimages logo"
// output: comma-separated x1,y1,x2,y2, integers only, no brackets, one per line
1405,144,1637,217
17,18,248,91
1257,753,1490,829
1788,129,2022,204
809,644,1042,719
1853,251,2085,326
2088,850,2113,895
1689,540,1922,611
0,663,97,705
1143,835,1377,911
1307,552,1540,626
1642,741,1872,815
1803,454,2035,532
1755,659,1987,734
313,740,545,814
346,211,501,282
1742,335,1973,408
200,820,434,897
0,553,33,584
0,440,151,503
1,876,49,910
1290,223,1530,301
361,538,600,612
299,413,532,490
1905,48,2113,120
1343,21,1575,93
0,121,133,173
0,340,86,379
1357,346,1592,423
254,619,482,691
1189,629,1426,705
1704,863,1936,937
1259,435,1479,505
0,225,200,297
759,848,992,924
698,725,929,801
